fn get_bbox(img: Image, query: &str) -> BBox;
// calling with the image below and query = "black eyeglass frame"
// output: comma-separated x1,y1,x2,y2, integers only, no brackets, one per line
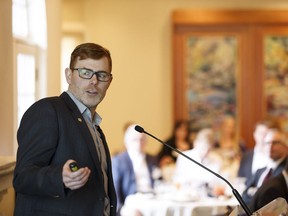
71,68,112,82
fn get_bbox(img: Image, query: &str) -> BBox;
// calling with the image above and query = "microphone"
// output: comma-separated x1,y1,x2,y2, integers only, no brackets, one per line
134,125,252,216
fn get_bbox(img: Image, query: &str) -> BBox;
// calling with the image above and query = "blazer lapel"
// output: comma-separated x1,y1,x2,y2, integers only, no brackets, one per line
60,92,103,173
273,157,288,177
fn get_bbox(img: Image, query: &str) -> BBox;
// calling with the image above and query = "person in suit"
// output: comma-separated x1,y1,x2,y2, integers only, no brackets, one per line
112,123,159,215
242,128,288,206
13,43,117,216
238,118,279,181
249,157,288,212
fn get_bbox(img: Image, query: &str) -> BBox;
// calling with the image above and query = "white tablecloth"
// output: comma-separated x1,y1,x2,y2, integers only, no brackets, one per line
121,192,239,216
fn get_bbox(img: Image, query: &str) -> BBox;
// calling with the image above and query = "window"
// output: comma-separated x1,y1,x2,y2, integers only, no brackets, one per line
13,0,47,126
13,0,47,48
16,50,36,126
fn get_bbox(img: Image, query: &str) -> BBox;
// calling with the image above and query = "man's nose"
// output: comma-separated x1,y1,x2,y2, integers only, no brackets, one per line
90,73,98,84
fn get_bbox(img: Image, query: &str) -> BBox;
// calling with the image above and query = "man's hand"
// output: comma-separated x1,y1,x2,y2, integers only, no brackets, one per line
62,160,91,190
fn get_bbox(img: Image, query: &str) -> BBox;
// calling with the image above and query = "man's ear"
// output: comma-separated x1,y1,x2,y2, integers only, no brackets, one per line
65,68,72,84
106,76,113,89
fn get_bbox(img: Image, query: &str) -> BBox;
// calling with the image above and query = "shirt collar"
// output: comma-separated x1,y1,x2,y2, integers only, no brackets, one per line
66,90,102,126
267,157,286,170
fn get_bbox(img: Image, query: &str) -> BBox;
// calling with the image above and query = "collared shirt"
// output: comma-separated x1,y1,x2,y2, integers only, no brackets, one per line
257,157,286,187
252,150,269,174
66,91,110,216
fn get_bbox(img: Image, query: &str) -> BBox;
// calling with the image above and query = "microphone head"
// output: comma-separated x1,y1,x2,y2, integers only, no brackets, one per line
134,125,144,133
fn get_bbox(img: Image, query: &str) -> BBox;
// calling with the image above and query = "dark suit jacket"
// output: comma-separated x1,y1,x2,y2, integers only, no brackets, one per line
238,149,254,180
249,172,288,212
242,157,288,205
112,151,158,214
13,92,117,216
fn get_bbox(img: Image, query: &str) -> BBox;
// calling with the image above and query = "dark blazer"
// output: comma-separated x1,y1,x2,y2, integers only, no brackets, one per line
249,172,288,212
238,149,254,180
13,92,117,216
242,157,288,205
112,151,158,214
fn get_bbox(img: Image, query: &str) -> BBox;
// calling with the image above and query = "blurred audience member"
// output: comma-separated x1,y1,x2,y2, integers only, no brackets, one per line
242,128,288,205
249,157,288,212
112,124,159,215
157,120,192,168
188,127,199,148
214,115,246,151
213,115,245,179
173,128,225,196
238,118,279,181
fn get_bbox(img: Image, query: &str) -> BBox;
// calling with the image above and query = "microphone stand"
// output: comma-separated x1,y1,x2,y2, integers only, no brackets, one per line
135,125,252,216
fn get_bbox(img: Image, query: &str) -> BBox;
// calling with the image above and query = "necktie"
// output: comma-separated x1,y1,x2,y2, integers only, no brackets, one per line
263,168,273,183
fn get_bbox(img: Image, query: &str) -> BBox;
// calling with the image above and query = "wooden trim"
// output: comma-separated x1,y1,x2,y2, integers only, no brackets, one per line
173,10,288,25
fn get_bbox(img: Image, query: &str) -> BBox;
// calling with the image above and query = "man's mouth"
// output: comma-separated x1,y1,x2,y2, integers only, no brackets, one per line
87,90,98,95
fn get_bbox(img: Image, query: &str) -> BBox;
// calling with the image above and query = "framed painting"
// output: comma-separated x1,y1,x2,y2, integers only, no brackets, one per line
263,34,288,131
185,35,238,130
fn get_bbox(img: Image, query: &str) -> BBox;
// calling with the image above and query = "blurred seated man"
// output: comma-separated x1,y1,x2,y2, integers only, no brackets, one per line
242,128,288,205
249,156,288,212
112,123,159,215
238,119,278,181
173,128,225,197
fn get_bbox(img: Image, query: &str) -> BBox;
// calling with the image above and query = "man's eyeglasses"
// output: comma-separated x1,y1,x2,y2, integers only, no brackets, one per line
71,68,112,82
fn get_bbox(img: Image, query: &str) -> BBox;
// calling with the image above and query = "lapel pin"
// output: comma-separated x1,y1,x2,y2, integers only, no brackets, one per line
77,118,82,123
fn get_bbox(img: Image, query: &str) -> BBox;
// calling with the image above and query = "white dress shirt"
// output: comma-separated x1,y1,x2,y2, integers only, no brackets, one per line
128,150,152,193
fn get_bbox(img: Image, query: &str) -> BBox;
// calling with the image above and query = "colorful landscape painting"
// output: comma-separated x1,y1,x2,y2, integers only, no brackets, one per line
185,36,238,130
